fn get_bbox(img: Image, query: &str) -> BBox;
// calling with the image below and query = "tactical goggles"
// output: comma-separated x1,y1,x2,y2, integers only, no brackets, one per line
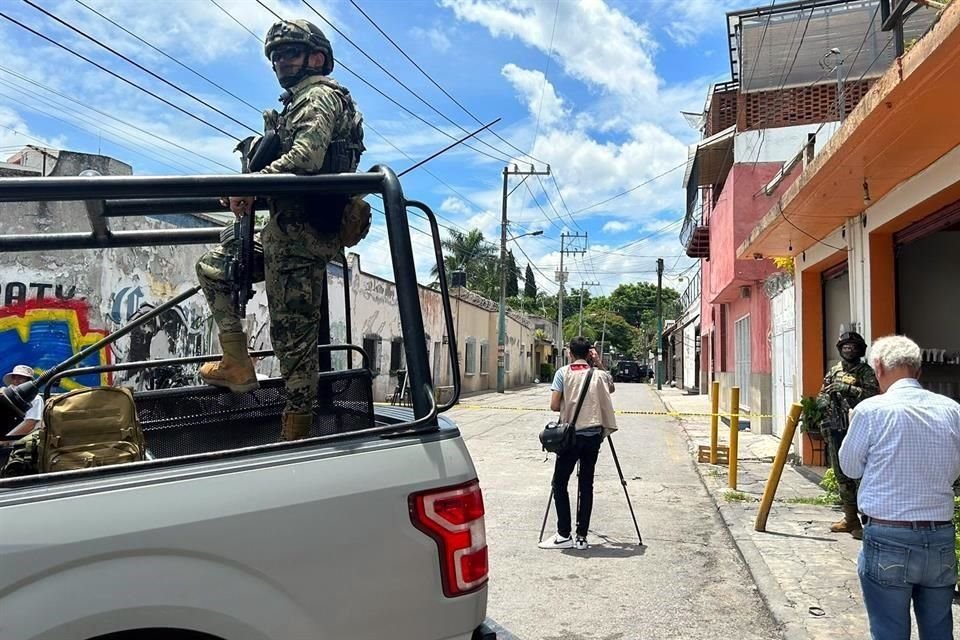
270,45,307,63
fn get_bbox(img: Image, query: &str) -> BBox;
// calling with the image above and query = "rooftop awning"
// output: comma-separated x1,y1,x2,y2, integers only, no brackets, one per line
728,0,937,93
683,126,736,190
739,2,960,258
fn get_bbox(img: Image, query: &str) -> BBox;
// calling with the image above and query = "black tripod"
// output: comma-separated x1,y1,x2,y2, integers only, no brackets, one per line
538,435,643,545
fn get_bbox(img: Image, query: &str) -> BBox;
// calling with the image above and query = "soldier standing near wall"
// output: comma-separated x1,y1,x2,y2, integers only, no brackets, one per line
195,19,367,441
818,331,879,539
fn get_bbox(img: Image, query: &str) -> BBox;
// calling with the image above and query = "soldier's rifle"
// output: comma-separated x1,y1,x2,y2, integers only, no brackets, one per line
228,131,281,317
822,391,851,433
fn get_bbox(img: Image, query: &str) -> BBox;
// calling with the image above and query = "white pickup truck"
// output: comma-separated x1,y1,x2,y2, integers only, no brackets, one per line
0,170,495,640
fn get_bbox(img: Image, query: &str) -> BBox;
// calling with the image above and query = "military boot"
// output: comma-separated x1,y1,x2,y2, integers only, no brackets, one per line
830,505,862,536
281,413,312,441
199,332,259,393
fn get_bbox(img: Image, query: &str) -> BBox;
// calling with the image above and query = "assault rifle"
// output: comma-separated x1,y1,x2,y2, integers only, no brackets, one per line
226,131,280,317
820,392,851,433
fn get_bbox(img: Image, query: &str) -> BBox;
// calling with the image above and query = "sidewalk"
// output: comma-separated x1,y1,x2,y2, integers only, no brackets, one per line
654,386,871,640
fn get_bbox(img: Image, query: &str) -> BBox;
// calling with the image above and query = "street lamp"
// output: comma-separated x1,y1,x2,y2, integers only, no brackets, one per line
498,229,543,393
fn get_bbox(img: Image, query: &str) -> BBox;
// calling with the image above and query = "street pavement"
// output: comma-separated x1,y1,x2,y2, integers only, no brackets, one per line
657,386,960,640
448,381,781,640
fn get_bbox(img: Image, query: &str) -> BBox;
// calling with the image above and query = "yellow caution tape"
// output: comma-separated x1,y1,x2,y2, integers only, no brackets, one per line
373,402,773,419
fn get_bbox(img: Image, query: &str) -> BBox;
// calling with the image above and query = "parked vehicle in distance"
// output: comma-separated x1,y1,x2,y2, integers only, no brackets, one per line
614,360,651,383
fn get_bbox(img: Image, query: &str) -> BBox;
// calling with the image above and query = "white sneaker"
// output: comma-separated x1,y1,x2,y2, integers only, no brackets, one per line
538,534,573,549
574,536,589,550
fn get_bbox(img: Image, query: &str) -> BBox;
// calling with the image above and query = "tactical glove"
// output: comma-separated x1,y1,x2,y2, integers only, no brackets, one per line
825,381,859,398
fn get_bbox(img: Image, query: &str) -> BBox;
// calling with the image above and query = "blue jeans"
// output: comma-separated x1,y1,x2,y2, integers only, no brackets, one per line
859,522,957,640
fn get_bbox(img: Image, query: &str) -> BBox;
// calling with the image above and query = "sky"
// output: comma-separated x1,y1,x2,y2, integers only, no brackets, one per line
0,0,760,298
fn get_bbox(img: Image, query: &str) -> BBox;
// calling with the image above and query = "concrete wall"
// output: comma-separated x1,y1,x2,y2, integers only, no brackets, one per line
0,151,234,392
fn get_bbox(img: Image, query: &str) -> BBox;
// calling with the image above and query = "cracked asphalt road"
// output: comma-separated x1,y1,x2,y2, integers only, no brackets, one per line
449,382,782,640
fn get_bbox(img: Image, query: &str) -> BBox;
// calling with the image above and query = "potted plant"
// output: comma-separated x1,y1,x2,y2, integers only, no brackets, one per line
800,396,828,466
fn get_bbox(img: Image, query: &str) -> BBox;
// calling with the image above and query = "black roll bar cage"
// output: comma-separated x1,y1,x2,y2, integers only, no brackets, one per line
0,166,460,432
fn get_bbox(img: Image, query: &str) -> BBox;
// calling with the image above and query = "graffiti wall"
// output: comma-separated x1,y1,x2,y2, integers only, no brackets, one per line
105,280,216,391
0,286,111,392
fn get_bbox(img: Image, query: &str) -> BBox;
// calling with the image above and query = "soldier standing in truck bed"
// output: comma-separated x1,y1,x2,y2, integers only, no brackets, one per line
195,19,368,441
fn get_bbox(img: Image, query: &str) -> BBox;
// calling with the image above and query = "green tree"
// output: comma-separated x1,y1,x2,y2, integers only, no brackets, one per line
431,229,499,299
524,264,538,300
505,250,520,298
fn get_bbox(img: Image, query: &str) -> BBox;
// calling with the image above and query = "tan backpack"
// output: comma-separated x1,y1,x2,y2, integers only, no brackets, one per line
39,387,145,473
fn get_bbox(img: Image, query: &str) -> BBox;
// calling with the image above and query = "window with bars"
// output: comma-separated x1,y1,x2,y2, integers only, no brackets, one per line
464,337,477,375
363,335,380,375
734,315,751,406
389,337,404,374
479,340,489,374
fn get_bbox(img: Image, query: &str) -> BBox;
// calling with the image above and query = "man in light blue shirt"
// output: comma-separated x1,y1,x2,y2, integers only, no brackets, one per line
840,335,960,640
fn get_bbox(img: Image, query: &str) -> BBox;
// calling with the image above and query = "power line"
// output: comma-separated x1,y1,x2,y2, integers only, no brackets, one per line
549,172,575,222
208,0,262,40
522,180,565,234
536,174,580,231
568,159,692,217
297,0,517,165
346,0,545,166
21,0,258,135
0,84,200,175
532,0,560,155
0,10,241,141
0,64,237,173
72,0,261,114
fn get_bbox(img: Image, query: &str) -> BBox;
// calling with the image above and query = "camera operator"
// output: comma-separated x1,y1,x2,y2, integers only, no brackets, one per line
539,337,617,550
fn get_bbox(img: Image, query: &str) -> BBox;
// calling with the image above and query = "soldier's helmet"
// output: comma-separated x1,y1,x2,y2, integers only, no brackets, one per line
264,20,334,76
837,331,867,357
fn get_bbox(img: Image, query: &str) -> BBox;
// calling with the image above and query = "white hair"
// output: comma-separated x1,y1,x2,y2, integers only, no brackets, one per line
868,335,921,372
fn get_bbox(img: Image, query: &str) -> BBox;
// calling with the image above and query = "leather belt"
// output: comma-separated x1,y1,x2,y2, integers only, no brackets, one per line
862,516,952,528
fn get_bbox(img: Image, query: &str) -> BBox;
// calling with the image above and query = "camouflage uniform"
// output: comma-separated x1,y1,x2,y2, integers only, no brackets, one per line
196,236,264,335
196,20,366,437
198,75,356,414
818,359,879,517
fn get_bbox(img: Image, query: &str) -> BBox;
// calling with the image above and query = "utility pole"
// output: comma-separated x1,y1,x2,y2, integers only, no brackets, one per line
598,301,610,365
557,232,587,367
499,164,550,393
578,281,600,335
656,258,664,391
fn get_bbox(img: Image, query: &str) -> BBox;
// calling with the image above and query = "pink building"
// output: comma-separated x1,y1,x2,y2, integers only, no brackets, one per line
680,0,915,434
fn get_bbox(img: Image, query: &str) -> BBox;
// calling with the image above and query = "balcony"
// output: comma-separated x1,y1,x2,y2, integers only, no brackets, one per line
682,218,710,258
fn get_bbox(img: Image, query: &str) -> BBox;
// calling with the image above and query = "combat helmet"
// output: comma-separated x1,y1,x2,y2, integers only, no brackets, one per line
836,331,867,359
264,20,334,76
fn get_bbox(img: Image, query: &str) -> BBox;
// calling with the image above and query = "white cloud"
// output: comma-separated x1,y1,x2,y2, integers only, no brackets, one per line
501,64,567,127
653,0,745,47
603,220,632,233
410,26,452,53
441,196,474,215
0,105,66,153
441,0,659,99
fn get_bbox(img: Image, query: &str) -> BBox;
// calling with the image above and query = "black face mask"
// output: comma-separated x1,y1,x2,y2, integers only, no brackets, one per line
839,345,864,364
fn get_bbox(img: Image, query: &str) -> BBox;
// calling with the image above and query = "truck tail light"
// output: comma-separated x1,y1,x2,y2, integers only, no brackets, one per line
409,479,488,597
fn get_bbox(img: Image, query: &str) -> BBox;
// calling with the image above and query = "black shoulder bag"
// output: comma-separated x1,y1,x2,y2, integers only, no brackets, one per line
539,368,594,454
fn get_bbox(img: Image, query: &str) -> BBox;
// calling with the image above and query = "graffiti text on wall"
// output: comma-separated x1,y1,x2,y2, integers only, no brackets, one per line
2,281,77,306
0,298,111,391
